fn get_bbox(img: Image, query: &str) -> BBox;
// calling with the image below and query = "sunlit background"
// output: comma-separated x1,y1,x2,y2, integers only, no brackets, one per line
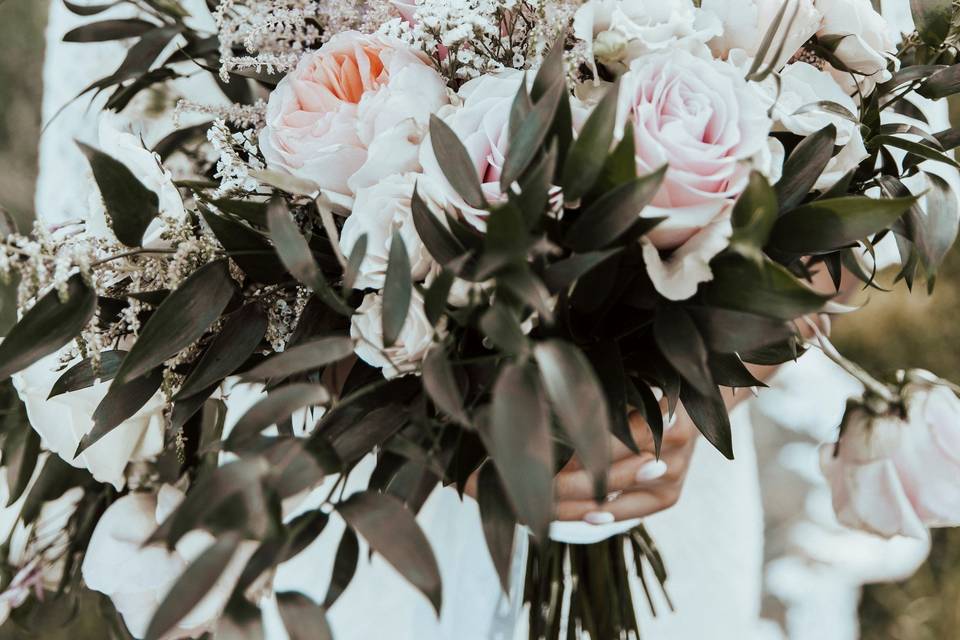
0,1,958,638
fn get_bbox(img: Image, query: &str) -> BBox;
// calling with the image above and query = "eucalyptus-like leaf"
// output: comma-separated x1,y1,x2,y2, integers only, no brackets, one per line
175,303,268,399
4,425,40,508
202,209,286,284
705,255,828,320
688,307,794,353
653,307,714,397
872,134,960,169
730,171,778,260
382,230,412,348
534,340,611,499
323,527,359,608
709,353,766,389
241,336,354,381
918,172,960,291
343,233,368,292
911,0,953,46
250,169,319,196
562,79,620,202
63,18,157,42
479,304,528,356
410,186,464,265
429,115,487,210
679,381,733,460
144,533,242,640
277,592,333,640
48,350,126,399
497,268,554,325
499,78,566,192
477,462,516,594
769,195,917,254
0,274,96,380
267,197,353,316
586,342,637,454
337,491,443,614
744,0,790,80
79,368,163,455
530,33,566,101
485,363,554,540
422,348,469,426
775,124,837,210
424,268,455,326
115,260,236,384
541,249,622,292
63,0,120,15
208,198,268,227
564,166,667,251
78,142,159,247
228,383,330,445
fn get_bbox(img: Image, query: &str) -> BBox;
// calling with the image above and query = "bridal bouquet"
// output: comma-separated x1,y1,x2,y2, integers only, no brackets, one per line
3,0,960,637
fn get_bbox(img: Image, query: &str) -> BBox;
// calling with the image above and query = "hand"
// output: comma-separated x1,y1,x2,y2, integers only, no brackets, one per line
553,405,698,523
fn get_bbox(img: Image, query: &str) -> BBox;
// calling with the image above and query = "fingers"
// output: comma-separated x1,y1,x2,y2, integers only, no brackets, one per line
555,452,664,501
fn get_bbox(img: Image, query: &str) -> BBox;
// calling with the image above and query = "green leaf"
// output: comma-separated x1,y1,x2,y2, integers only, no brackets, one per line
775,124,837,210
48,350,126,398
267,197,353,316
730,171,779,261
586,342,638,454
422,348,469,426
911,0,953,46
497,267,554,324
250,169,318,196
115,260,236,384
228,383,330,445
562,79,620,202
382,229,412,348
705,255,828,320
874,134,960,169
323,528,359,608
63,18,157,42
484,363,554,540
343,233,368,292
688,307,793,353
277,592,332,640
78,142,159,247
653,306,714,396
477,461,516,594
144,533,243,640
679,381,733,460
915,172,960,291
564,167,667,251
769,195,917,254
79,368,162,455
410,186,465,266
429,115,487,210
745,0,790,80
63,1,120,16
541,249,622,292
241,336,354,381
424,268,455,326
337,491,443,614
500,77,566,191
202,209,286,284
5,424,41,507
0,274,96,380
209,198,268,227
174,303,267,400
534,340,611,499
479,304,528,356
709,352,766,389
531,34,566,101
514,142,557,228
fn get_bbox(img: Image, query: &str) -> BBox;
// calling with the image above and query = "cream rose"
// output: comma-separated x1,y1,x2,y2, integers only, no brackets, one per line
419,70,524,231
615,50,775,300
351,291,440,378
12,351,165,491
573,0,721,75
703,0,822,71
339,172,435,290
820,375,960,539
815,0,897,95
81,485,256,639
260,31,449,209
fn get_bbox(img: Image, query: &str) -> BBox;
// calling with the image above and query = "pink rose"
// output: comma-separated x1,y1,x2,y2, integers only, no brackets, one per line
419,70,524,230
615,50,775,300
820,375,960,539
260,32,449,208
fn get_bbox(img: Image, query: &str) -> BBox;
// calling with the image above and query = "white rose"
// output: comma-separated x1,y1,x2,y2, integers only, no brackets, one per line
87,113,187,247
614,50,774,300
339,173,435,290
12,351,165,490
260,32,449,210
419,70,524,231
81,485,255,639
765,61,869,190
351,291,439,378
573,0,721,74
820,376,960,539
703,0,822,71
815,0,897,95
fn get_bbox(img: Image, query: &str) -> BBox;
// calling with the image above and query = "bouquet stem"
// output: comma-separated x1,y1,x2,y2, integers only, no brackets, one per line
523,526,670,640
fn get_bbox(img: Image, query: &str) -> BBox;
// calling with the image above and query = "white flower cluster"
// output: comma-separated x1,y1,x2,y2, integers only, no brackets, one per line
207,118,264,197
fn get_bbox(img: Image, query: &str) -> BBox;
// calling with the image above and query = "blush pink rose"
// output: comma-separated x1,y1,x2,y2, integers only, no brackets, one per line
260,31,449,208
614,49,776,300
820,375,960,539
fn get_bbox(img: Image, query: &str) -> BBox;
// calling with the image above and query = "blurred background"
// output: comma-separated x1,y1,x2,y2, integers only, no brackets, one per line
0,1,958,638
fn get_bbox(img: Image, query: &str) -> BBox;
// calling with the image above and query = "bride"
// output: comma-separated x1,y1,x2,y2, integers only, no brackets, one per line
31,0,945,638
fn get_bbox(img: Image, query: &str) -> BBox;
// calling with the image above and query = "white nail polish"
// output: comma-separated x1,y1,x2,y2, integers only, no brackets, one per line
583,511,615,525
635,459,668,482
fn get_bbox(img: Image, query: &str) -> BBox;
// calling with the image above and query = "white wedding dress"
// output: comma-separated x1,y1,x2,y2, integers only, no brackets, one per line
34,1,939,638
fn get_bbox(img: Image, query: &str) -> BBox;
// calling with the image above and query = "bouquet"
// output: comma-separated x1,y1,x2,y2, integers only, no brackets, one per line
2,0,960,637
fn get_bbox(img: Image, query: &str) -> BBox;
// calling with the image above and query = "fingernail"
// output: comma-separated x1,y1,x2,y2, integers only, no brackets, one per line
663,410,678,430
635,459,668,482
583,511,615,525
